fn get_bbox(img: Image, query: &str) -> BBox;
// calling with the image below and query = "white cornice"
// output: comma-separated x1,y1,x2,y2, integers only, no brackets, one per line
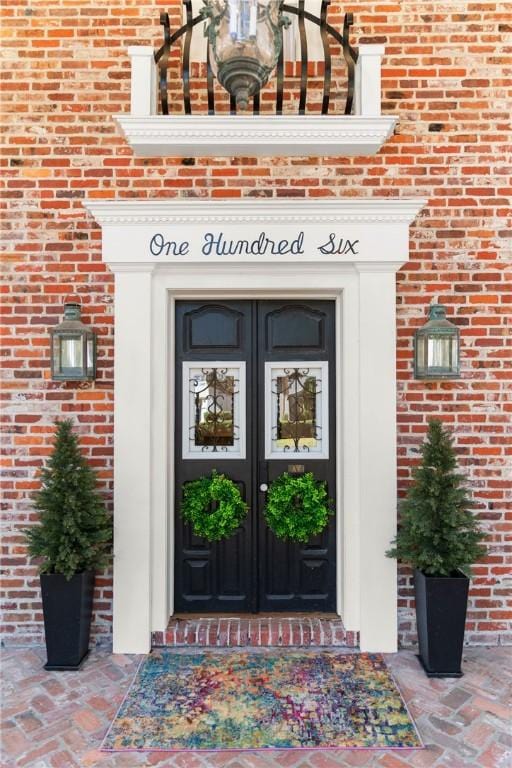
113,115,398,158
83,197,427,227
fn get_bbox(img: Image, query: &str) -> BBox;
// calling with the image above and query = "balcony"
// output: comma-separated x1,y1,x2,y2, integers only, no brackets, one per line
115,3,397,158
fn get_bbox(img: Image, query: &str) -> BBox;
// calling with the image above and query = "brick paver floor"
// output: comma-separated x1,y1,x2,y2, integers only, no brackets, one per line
1,646,510,768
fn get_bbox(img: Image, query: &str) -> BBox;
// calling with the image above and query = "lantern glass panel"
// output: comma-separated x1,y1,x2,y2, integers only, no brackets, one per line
415,336,427,376
52,334,61,374
60,334,85,375
86,336,95,378
427,337,452,369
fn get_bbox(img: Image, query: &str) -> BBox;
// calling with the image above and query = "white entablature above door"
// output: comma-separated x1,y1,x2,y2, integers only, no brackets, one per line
83,198,426,269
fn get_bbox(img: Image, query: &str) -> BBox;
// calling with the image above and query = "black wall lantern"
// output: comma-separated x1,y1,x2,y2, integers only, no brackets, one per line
50,302,96,382
414,304,460,380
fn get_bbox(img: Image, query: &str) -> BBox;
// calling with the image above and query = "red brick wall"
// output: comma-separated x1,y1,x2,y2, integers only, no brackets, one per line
2,1,510,648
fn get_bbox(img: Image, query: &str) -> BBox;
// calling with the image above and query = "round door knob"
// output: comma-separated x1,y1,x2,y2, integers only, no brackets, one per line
259,483,268,492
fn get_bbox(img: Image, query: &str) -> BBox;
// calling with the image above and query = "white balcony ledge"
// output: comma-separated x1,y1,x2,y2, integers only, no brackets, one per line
114,114,397,158
116,43,396,159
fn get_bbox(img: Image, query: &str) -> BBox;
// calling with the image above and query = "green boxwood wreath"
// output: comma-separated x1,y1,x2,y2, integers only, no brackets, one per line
181,470,248,542
264,471,333,543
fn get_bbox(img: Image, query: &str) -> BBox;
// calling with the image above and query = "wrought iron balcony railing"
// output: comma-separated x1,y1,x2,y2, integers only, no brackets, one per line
155,2,357,117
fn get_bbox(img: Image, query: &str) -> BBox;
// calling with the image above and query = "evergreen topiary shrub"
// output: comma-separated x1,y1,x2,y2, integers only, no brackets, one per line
25,419,112,580
387,418,486,576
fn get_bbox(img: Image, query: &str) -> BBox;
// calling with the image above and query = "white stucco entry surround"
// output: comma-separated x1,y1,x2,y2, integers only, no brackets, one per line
84,198,426,655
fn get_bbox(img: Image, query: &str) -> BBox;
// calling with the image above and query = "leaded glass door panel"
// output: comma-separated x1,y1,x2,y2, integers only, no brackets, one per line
174,300,336,613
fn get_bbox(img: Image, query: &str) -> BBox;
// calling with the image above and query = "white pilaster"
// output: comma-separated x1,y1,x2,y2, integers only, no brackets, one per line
357,264,399,652
355,44,385,117
128,46,157,116
112,266,154,654
151,280,171,631
339,278,360,632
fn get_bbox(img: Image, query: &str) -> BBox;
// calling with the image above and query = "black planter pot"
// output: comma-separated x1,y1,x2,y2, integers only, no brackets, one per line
414,568,469,678
40,571,94,671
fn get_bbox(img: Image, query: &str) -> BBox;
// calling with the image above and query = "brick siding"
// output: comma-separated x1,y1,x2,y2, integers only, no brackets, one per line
1,1,511,648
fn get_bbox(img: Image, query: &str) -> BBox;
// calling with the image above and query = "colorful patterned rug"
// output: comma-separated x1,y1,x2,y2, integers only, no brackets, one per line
101,650,423,752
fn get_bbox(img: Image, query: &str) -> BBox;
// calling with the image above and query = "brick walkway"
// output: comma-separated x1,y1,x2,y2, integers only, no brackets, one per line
1,646,510,767
152,616,358,648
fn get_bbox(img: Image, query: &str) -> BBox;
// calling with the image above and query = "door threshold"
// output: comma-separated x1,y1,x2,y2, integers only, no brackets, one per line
152,615,359,649
171,612,340,620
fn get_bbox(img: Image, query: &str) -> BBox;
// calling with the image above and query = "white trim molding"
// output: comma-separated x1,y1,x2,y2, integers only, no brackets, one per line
114,115,397,158
84,196,426,655
83,198,422,227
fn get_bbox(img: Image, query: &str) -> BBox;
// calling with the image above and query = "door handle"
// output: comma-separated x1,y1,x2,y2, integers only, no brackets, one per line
259,460,268,493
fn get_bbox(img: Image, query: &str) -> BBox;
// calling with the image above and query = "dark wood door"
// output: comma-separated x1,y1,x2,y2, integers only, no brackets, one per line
174,300,336,613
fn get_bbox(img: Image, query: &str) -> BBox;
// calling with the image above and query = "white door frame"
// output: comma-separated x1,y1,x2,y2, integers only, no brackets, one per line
84,198,426,654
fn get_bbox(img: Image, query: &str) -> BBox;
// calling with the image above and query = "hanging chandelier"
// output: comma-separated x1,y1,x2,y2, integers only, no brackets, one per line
201,0,290,110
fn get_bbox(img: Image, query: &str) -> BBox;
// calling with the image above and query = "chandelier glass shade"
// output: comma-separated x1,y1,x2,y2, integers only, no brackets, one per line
202,0,287,110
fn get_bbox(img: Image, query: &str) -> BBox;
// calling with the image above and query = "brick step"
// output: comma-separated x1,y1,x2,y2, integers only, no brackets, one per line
152,616,359,648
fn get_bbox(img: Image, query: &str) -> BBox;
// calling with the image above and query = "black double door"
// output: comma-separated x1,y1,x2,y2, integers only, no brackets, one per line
174,300,336,613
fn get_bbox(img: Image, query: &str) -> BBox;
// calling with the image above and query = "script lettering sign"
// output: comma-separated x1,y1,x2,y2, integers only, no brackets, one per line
149,230,360,259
